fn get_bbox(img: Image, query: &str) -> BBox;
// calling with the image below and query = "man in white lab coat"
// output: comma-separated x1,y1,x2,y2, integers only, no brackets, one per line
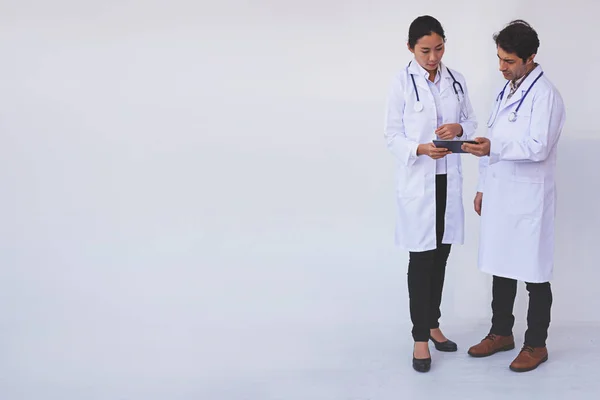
462,20,566,372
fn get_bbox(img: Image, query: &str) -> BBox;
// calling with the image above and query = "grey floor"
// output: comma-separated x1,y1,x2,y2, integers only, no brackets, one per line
1,304,597,399
2,254,597,400
198,321,598,400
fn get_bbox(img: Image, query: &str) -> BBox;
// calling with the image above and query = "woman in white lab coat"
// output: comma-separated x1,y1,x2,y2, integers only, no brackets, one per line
384,15,477,373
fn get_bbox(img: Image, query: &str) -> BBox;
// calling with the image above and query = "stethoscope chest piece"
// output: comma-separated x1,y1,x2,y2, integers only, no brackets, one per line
414,101,423,112
508,111,517,122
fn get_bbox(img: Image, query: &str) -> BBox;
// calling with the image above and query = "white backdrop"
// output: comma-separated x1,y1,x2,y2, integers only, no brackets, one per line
0,0,599,398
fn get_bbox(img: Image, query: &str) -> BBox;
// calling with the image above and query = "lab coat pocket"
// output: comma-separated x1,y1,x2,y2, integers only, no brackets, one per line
397,167,425,198
513,162,543,183
507,165,544,217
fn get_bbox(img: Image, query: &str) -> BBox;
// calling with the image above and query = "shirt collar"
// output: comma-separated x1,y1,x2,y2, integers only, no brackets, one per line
510,63,538,91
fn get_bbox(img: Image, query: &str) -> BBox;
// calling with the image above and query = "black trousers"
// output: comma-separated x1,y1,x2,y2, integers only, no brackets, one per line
490,275,552,347
407,174,451,342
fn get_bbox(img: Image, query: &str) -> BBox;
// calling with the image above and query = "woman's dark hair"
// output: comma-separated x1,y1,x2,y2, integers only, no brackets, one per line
408,15,446,49
493,20,540,62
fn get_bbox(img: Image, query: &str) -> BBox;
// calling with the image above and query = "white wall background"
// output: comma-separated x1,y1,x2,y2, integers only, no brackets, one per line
0,0,598,398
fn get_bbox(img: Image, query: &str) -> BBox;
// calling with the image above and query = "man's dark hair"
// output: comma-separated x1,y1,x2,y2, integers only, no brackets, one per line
493,20,540,62
408,15,446,49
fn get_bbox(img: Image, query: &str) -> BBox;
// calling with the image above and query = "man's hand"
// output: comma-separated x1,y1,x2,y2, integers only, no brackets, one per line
462,137,491,157
435,123,463,140
474,192,483,216
417,143,450,159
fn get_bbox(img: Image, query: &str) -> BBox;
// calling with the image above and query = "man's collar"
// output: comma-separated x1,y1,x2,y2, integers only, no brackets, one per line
511,63,538,89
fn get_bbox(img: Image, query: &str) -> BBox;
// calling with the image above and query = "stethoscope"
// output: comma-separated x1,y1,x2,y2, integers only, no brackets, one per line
408,61,466,116
487,70,544,127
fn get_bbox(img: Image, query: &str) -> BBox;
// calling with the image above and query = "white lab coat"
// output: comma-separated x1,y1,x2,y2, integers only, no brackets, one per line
385,60,478,252
477,65,566,283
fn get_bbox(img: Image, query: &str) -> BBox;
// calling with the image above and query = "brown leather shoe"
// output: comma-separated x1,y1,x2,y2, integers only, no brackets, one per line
509,345,548,372
467,333,515,357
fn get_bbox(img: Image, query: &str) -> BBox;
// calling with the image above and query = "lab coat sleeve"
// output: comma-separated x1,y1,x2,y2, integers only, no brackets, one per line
477,155,490,193
457,78,478,140
384,74,420,167
489,91,563,164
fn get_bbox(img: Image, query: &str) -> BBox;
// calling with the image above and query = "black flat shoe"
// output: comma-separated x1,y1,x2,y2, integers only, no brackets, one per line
412,356,431,372
430,336,458,352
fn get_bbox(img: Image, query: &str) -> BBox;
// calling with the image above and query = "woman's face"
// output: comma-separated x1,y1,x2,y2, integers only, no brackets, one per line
408,33,445,72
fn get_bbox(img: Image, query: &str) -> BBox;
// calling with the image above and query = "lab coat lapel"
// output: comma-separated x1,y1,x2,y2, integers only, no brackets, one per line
499,65,544,112
407,59,431,93
439,64,453,96
499,88,525,113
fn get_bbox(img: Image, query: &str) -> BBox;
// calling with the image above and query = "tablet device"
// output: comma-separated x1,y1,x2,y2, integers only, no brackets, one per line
433,140,478,154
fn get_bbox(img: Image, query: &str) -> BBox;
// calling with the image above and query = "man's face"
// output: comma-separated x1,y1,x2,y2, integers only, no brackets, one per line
497,46,534,81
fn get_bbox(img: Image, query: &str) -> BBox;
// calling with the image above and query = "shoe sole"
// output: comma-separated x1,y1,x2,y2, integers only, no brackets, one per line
434,345,458,352
413,366,431,373
509,355,548,372
467,343,515,358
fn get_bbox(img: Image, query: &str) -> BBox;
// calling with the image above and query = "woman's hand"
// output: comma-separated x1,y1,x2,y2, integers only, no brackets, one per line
417,143,450,159
435,123,463,140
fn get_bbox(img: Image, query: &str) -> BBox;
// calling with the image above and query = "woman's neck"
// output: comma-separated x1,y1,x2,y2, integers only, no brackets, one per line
428,68,438,82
